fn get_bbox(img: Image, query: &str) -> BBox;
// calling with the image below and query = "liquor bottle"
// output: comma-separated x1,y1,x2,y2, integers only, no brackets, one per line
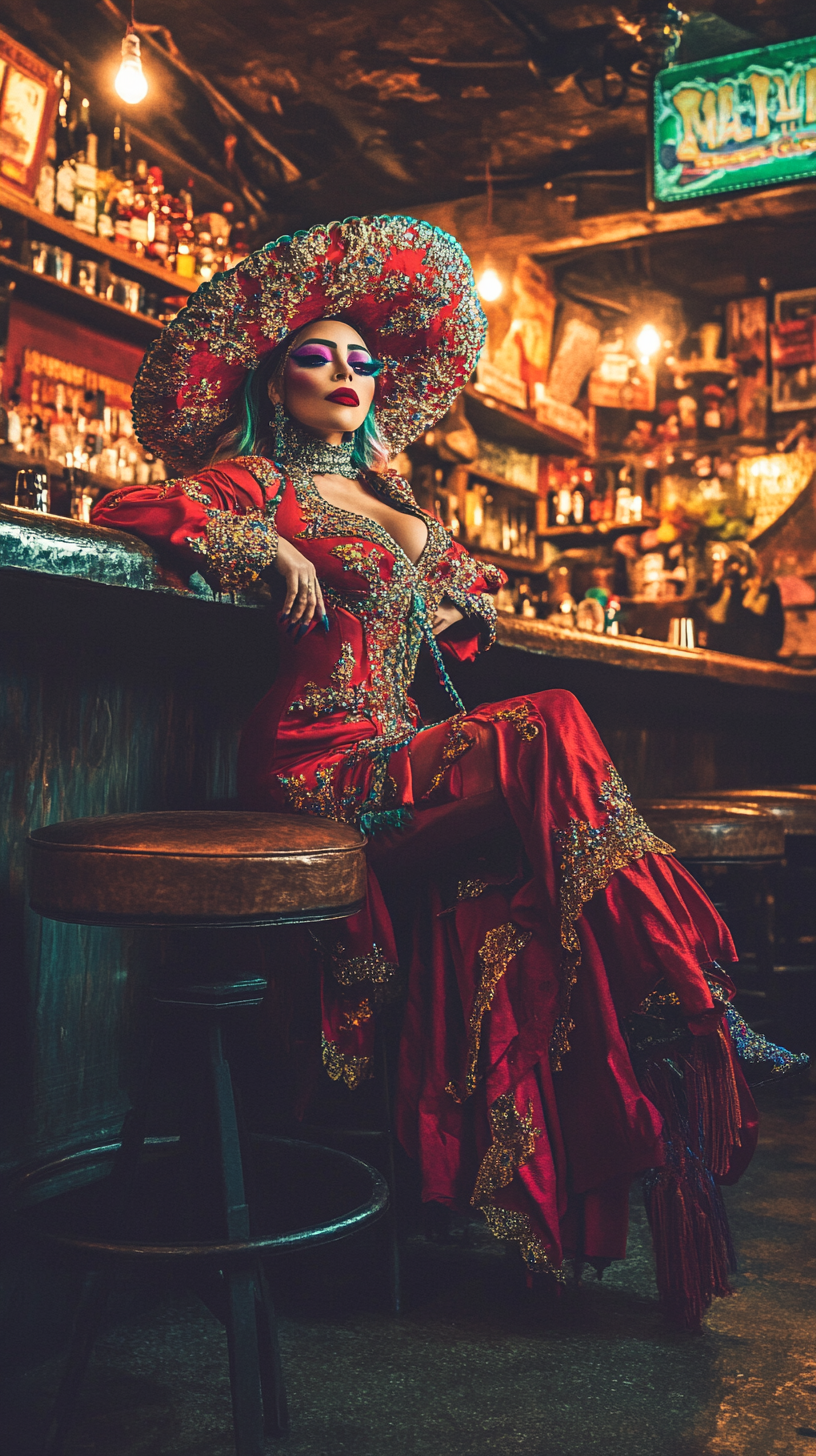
129,160,154,252
111,115,134,180
74,125,98,235
224,218,249,268
54,66,72,166
54,154,75,220
179,177,194,222
109,112,125,177
95,161,118,240
7,395,22,449
552,484,573,526
214,201,234,271
73,97,91,161
133,168,166,260
35,136,57,213
196,230,217,280
571,482,587,525
53,68,76,220
175,225,196,277
113,173,135,250
153,182,173,264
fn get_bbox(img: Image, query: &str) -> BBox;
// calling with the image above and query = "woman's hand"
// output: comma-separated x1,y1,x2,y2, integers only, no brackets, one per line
274,537,328,636
431,598,465,637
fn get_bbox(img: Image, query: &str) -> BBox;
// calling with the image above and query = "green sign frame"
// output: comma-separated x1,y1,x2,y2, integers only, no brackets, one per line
653,35,816,205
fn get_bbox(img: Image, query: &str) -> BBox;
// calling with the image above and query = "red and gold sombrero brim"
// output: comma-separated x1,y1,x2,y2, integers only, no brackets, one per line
132,215,487,466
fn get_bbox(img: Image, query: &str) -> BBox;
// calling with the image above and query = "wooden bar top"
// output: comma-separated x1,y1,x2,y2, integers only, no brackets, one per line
3,504,815,694
497,614,816,695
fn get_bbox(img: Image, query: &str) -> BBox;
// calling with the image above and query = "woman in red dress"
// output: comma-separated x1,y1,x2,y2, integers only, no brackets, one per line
93,216,806,1328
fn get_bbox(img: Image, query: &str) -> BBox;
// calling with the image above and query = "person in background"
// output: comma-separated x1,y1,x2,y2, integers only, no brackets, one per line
704,542,785,660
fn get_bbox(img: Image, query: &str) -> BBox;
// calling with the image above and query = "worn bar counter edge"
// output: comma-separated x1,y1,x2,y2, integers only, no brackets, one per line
2,504,814,694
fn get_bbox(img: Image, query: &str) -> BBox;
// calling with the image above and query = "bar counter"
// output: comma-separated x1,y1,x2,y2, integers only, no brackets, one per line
2,503,816,1187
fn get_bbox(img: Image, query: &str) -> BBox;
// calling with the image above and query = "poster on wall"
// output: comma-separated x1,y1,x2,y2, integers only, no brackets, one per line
0,28,57,197
653,36,816,205
771,288,816,412
726,296,768,436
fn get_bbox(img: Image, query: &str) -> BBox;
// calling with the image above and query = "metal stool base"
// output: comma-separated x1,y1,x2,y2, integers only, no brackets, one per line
8,978,388,1456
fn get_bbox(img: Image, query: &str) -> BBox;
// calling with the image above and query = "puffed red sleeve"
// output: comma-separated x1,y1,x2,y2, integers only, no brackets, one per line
431,539,506,663
90,455,285,592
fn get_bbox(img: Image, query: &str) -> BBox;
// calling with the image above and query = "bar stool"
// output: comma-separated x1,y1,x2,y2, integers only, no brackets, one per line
687,789,816,1046
635,800,785,1027
14,811,388,1456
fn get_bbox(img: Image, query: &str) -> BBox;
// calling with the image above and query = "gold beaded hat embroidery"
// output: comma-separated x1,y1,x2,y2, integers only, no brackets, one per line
132,215,487,467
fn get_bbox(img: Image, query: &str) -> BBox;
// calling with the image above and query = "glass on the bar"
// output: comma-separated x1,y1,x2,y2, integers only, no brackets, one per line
14,468,49,513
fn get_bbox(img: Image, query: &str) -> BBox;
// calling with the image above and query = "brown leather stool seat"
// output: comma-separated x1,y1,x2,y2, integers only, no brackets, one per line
686,790,816,1019
686,789,816,839
637,797,786,1039
28,810,367,926
635,799,784,861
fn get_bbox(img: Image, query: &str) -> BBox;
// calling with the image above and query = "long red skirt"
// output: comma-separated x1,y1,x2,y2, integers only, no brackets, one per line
254,690,759,1325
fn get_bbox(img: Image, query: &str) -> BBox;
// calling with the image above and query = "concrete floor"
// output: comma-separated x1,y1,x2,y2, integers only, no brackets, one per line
2,1078,815,1456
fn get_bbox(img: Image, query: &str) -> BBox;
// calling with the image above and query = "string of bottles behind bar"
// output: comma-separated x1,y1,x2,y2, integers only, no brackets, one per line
30,63,249,306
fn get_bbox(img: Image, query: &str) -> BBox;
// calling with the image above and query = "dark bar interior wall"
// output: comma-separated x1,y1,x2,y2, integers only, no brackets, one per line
0,569,275,1182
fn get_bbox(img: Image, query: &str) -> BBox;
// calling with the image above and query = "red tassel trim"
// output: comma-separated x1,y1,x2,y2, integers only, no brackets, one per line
640,1034,740,1329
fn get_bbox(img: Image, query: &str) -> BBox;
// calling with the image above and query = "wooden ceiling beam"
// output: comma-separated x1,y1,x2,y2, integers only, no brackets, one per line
415,180,816,264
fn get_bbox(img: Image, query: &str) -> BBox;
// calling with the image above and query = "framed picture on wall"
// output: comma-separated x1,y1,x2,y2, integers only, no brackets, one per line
771,287,816,413
0,28,57,198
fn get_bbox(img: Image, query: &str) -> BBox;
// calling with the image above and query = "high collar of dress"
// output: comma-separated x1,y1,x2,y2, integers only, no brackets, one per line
276,417,358,479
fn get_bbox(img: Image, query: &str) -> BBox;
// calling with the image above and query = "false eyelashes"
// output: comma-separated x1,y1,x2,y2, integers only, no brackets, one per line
290,348,382,377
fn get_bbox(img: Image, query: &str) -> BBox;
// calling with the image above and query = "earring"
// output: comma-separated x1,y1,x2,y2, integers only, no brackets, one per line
270,400,286,454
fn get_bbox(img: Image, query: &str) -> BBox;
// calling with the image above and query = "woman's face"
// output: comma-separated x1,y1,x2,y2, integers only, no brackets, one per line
272,319,379,441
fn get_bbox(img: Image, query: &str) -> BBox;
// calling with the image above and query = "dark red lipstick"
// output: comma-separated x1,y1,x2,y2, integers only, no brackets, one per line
325,388,359,406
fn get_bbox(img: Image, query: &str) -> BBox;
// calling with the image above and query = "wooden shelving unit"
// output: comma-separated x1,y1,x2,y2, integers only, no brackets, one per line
0,177,201,344
458,520,655,576
462,543,542,573
0,443,119,498
0,255,164,346
464,383,589,457
465,465,539,498
0,177,196,296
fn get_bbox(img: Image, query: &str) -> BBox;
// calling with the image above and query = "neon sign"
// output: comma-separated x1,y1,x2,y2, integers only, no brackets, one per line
653,35,816,204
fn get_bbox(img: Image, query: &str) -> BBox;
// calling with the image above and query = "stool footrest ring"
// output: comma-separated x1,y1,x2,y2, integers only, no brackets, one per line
8,1135,389,1259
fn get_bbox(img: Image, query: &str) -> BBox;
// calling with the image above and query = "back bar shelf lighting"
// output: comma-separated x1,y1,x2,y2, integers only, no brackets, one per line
653,34,816,205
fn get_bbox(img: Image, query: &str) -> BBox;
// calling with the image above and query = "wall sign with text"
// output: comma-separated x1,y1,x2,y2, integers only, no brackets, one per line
653,36,816,204
0,27,57,198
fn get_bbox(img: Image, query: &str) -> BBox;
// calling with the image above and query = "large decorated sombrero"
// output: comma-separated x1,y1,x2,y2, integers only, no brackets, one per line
132,215,487,467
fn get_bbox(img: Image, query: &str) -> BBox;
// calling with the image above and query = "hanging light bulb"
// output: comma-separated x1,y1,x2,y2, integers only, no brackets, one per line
115,25,148,105
477,264,503,302
636,323,661,365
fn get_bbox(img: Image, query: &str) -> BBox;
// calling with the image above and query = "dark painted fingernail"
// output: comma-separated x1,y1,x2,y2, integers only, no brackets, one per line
286,622,298,635
296,622,310,640
322,614,330,632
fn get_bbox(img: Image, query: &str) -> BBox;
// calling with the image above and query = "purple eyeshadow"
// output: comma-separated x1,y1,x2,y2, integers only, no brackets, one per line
291,347,333,364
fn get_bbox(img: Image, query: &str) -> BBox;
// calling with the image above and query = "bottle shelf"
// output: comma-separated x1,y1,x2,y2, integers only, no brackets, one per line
464,384,589,457
465,466,540,498
0,177,197,296
0,443,120,496
459,543,545,573
0,255,164,346
460,519,656,575
538,519,655,540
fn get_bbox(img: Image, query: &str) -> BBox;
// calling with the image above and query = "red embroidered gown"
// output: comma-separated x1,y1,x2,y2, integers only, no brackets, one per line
93,454,758,1325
